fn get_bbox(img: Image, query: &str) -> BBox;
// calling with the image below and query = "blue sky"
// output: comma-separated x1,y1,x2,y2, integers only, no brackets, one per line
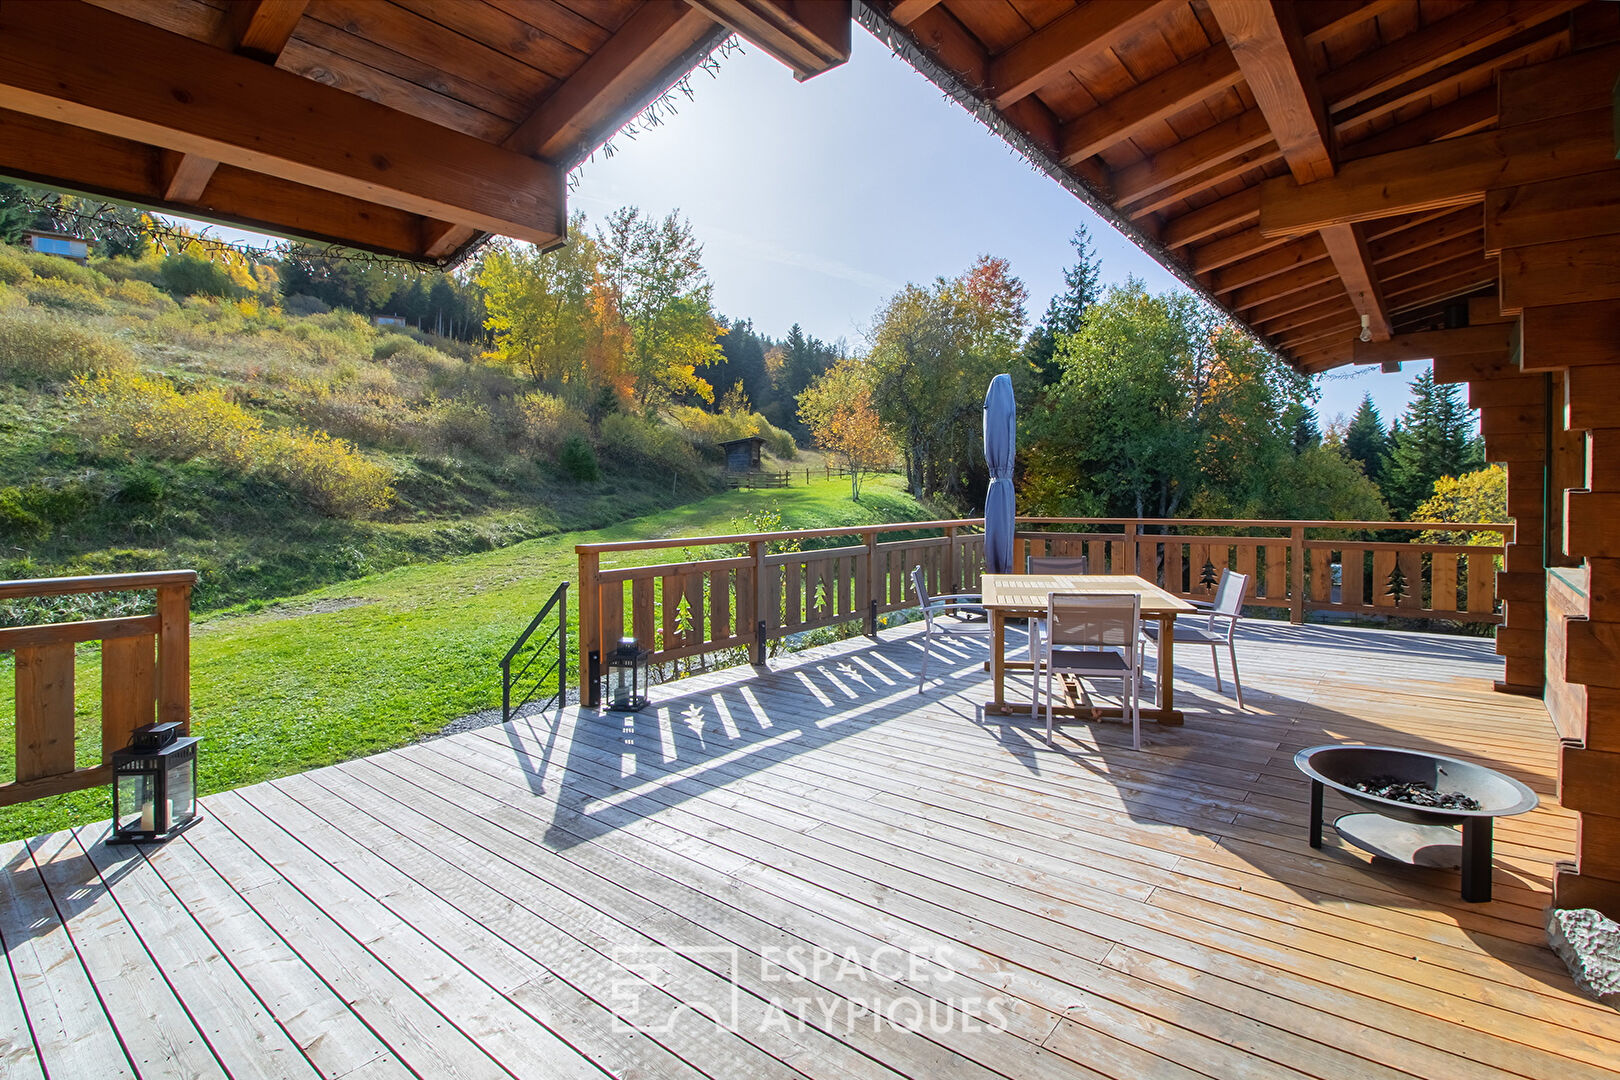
566,30,1428,431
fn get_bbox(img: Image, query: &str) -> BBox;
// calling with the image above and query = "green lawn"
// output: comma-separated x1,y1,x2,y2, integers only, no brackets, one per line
0,474,927,840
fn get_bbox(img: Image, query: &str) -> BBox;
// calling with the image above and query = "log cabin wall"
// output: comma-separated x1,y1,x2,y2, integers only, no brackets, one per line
1489,40,1620,916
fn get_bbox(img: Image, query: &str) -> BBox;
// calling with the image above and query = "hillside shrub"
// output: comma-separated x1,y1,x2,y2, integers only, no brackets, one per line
426,398,502,457
23,276,107,314
108,279,172,309
559,436,599,482
0,481,93,538
599,413,703,480
518,391,589,456
22,251,107,292
0,246,30,286
282,293,331,317
0,311,132,383
0,284,25,311
72,370,394,517
158,253,240,298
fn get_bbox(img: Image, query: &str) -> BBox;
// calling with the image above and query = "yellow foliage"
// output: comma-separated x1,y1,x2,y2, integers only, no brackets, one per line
72,370,394,517
1415,465,1507,545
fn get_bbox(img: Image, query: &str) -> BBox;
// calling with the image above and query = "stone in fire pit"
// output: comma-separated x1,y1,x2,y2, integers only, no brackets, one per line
1351,776,1482,811
1294,745,1538,903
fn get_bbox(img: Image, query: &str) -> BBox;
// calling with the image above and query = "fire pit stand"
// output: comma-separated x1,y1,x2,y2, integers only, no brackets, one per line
1294,745,1539,903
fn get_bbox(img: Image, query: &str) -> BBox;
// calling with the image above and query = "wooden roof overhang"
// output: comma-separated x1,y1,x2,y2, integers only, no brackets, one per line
0,0,852,265
3,2,1617,375
866,0,1620,373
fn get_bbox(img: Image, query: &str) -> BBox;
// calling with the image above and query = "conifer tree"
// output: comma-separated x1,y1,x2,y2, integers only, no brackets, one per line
1384,371,1477,516
1023,227,1101,385
1342,393,1388,484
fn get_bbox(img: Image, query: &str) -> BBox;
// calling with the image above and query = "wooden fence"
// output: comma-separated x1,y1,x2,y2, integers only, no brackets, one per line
0,571,194,805
575,517,1509,703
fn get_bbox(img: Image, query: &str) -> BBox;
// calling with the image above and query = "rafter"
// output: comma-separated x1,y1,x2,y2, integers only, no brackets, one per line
1188,226,1288,276
1259,107,1614,236
987,0,1171,110
1115,108,1274,208
0,108,426,258
423,1,722,259
1162,189,1260,249
1209,0,1389,340
0,1,564,244
1058,40,1243,166
164,0,310,206
1351,325,1514,366
687,0,850,80
887,0,941,27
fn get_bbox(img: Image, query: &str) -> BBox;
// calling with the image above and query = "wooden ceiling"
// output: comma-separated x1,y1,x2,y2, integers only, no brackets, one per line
1,1,1616,372
874,0,1618,371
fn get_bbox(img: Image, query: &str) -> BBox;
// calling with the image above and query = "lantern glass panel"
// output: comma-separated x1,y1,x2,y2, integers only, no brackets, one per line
167,753,196,827
611,663,634,709
116,771,155,834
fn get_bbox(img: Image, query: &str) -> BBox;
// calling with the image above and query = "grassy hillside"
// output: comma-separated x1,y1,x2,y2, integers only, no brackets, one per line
0,241,799,618
0,474,927,840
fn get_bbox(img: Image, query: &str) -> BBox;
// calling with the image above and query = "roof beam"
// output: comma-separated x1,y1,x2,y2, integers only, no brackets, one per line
1115,108,1273,207
1319,0,1582,115
687,0,850,80
1259,107,1615,236
423,1,722,259
887,0,942,27
1351,325,1514,366
1162,188,1260,248
0,108,427,258
223,0,308,62
0,0,564,245
1210,0,1388,339
1208,0,1333,184
164,1,310,205
1058,39,1243,166
988,1,1172,110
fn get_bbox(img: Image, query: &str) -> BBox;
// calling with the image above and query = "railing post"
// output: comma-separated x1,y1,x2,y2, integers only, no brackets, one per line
578,548,600,706
750,539,769,665
156,582,190,732
1123,522,1138,576
864,528,879,637
943,526,957,593
558,582,568,709
1290,525,1306,624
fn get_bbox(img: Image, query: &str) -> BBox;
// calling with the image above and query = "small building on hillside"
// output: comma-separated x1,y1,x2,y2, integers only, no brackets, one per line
21,230,91,263
372,314,407,327
719,436,766,473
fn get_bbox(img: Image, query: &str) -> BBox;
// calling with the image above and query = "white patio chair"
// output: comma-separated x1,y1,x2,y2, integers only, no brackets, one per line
1144,569,1247,709
1032,592,1144,749
911,565,990,693
1027,554,1089,574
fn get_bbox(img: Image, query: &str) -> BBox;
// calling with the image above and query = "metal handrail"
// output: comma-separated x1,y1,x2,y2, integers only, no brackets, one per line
501,581,568,723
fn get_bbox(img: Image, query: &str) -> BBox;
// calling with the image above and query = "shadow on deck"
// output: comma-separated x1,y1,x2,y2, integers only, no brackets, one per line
2,621,1613,1080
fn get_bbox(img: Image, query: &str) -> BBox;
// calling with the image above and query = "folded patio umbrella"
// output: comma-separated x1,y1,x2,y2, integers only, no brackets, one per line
983,373,1016,574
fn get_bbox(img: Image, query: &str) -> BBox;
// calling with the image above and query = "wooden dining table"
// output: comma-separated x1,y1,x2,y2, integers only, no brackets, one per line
980,573,1198,725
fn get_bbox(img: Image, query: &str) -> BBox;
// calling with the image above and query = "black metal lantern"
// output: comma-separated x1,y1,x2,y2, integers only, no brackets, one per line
110,722,200,843
604,636,651,712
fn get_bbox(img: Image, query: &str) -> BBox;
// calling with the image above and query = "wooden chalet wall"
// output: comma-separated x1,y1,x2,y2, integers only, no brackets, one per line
1488,45,1620,915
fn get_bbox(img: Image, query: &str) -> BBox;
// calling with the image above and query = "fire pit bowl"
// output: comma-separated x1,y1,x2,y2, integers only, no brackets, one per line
1294,744,1539,903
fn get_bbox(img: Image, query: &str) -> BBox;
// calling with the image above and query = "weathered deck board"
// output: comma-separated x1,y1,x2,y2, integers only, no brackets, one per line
2,621,1610,1079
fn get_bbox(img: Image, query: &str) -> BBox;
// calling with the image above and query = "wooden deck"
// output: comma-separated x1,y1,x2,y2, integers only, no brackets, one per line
2,620,1612,1080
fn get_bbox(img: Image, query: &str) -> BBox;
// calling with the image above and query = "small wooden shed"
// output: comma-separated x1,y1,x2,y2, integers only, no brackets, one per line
719,436,766,473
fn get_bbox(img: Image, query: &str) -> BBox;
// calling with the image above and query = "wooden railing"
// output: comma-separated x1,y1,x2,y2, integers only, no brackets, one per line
575,518,1510,703
0,571,195,805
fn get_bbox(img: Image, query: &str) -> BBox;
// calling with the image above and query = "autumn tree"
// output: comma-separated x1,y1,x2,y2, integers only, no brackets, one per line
867,255,1028,505
597,207,722,408
1028,281,1327,519
1415,465,1508,545
797,356,895,501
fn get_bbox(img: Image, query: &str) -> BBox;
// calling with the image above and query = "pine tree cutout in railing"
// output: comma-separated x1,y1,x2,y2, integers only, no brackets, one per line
1199,560,1219,592
1387,560,1409,606
813,578,828,618
675,593,696,649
